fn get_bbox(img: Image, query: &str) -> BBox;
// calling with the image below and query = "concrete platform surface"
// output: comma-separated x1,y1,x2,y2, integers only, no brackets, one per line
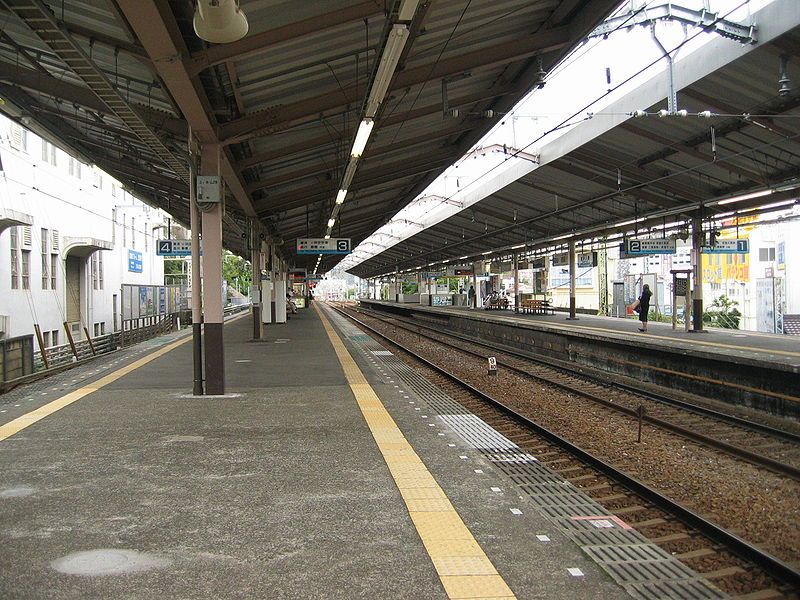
0,306,695,599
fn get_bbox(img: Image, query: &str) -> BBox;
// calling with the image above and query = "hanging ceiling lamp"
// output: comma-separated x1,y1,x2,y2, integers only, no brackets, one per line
194,0,249,44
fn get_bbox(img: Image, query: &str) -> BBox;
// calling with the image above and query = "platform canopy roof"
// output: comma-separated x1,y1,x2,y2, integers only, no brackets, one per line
345,0,800,278
0,0,619,265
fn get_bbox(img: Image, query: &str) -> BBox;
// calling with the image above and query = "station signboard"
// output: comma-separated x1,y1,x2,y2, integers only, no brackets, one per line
128,249,143,273
289,269,307,281
297,238,351,254
156,239,193,256
447,264,473,276
552,253,569,267
700,239,750,254
529,257,546,270
621,238,676,256
576,251,598,268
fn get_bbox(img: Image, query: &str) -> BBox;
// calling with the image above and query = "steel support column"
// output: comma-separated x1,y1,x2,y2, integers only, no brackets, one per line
513,253,519,314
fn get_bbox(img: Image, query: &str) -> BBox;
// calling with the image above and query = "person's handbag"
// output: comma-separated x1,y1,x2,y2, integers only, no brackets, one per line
633,304,640,313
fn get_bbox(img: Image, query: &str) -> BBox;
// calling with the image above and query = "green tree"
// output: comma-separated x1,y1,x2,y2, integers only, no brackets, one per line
222,250,251,295
703,295,741,329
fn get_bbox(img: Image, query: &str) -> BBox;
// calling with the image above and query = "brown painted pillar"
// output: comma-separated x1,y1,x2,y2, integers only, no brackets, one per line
251,219,262,340
189,134,203,396
567,240,578,320
200,144,225,394
691,215,704,332
513,253,519,313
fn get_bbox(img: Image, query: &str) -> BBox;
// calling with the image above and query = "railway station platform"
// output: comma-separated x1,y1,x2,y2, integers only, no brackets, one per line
358,299,800,419
0,305,726,599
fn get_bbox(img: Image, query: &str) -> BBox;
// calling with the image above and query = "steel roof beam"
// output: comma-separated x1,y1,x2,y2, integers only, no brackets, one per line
117,0,256,218
219,27,572,144
257,152,455,215
0,61,187,137
620,122,765,185
2,0,189,179
185,1,384,76
245,123,473,192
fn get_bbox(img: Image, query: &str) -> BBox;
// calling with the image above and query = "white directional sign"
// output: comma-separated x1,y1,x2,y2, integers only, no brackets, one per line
622,238,676,255
297,238,352,255
701,239,749,254
156,239,193,256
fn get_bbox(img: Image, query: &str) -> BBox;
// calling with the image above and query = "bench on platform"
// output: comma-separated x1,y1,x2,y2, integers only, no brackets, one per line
520,298,554,315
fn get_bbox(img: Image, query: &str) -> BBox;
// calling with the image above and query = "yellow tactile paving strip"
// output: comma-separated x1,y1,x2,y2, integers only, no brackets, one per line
315,304,517,600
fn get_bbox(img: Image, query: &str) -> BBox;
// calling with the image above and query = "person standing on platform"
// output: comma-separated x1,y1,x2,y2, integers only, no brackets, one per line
468,285,476,309
630,284,652,332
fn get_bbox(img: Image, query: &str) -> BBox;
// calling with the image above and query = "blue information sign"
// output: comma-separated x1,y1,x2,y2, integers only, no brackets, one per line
128,249,143,273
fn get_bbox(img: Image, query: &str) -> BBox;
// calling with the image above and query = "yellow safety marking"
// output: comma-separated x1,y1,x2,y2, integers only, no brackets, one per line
0,311,253,442
315,304,517,600
0,334,192,442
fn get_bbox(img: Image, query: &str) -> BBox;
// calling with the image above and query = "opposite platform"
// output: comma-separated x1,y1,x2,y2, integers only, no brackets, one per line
358,299,800,417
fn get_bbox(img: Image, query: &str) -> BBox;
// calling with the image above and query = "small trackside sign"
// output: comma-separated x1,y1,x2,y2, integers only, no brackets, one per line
487,356,497,376
297,238,352,254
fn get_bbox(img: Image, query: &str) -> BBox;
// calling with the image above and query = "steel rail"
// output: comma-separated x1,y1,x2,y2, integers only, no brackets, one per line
332,304,800,590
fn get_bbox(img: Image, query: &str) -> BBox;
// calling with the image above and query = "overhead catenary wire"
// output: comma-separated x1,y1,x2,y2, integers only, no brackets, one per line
349,0,768,275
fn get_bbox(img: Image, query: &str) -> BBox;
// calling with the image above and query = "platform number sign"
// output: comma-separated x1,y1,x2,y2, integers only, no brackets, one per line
297,238,352,255
158,240,171,254
156,239,193,257
487,356,497,376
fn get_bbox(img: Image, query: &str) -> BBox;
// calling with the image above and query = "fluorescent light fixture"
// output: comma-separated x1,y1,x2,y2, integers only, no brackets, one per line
324,234,331,239
351,119,374,158
717,189,773,206
341,160,358,189
328,218,336,227
398,0,420,21
511,244,525,249
550,233,571,241
613,218,641,228
365,25,409,118
336,189,347,204
482,251,492,255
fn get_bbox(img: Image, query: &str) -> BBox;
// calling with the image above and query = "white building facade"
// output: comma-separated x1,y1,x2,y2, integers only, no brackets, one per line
0,116,170,348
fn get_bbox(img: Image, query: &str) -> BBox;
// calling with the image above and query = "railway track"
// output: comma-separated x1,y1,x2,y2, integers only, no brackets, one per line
347,304,800,480
331,303,800,598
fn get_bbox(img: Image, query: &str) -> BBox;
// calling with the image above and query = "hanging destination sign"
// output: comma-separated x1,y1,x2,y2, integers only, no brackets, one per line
622,238,676,255
701,239,749,254
297,238,352,254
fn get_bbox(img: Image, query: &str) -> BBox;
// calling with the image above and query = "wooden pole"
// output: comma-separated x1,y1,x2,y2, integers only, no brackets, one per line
33,324,49,369
63,322,79,359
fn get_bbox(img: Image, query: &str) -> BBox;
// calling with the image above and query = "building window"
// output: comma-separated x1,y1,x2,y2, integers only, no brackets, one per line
42,330,50,348
50,253,58,289
94,171,102,189
144,222,148,251
41,227,49,289
91,253,98,290
131,217,135,249
51,330,59,346
10,124,27,152
69,157,76,176
112,183,117,198
98,251,104,290
111,208,117,244
100,322,106,335
21,249,30,289
10,227,19,289
94,323,100,337
41,140,48,163
759,247,775,262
